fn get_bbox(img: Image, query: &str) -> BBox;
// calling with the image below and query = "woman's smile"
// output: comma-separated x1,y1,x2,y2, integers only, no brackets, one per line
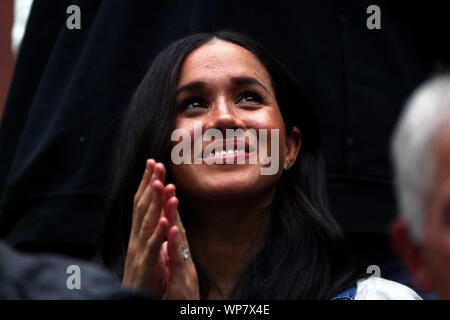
200,137,253,163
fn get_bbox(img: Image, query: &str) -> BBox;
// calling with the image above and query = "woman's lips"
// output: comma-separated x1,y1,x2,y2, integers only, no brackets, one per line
201,149,253,164
199,138,255,163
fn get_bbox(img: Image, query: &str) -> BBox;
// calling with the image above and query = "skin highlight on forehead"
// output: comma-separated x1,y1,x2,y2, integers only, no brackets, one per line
177,39,272,92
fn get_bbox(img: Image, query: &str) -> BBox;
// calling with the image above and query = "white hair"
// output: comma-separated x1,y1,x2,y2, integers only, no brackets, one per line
391,73,450,243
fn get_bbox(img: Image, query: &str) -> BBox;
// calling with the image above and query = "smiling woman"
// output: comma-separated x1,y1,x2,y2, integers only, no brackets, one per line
98,31,419,300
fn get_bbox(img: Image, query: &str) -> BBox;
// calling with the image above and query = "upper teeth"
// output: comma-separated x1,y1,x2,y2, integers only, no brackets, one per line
204,149,245,158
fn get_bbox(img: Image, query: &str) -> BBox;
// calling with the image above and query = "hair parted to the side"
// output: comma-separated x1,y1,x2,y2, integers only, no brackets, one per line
391,73,450,244
99,31,365,299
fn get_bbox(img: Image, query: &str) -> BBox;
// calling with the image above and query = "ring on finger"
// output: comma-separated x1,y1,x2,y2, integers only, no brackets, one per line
182,248,189,260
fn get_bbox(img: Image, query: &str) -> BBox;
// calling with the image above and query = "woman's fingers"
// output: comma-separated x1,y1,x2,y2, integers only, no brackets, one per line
164,197,190,272
124,160,177,299
134,159,155,204
123,216,169,298
139,179,165,239
144,217,169,265
131,159,155,236
164,196,186,237
127,160,198,299
167,226,186,267
161,241,170,280
164,197,185,266
140,162,166,212
164,196,177,227
164,198,199,300
132,162,166,238
163,184,176,207
165,225,199,299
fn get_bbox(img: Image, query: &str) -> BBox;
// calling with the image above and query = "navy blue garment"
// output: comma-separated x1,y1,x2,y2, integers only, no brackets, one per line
0,241,145,299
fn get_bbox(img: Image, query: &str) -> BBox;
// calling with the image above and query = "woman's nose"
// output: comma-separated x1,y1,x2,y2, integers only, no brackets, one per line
206,98,245,133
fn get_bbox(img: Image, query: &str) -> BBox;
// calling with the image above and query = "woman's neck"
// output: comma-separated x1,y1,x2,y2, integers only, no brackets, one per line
184,194,272,299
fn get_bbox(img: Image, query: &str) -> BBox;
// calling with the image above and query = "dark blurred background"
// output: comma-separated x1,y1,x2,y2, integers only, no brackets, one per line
0,0,449,293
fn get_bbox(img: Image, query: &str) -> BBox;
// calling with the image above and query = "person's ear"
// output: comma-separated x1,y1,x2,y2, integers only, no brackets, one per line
390,218,434,292
284,126,301,169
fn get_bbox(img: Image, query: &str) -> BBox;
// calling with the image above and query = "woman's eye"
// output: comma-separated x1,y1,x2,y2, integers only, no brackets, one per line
180,98,208,111
238,92,262,104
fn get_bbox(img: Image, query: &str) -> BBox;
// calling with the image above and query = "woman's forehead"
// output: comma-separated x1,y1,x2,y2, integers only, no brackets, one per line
177,40,271,89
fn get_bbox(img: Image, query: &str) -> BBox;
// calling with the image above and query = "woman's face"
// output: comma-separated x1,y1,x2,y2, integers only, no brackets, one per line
170,39,301,203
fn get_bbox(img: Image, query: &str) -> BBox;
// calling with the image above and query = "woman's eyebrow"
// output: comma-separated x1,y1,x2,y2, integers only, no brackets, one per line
230,77,268,92
175,81,206,96
175,77,268,97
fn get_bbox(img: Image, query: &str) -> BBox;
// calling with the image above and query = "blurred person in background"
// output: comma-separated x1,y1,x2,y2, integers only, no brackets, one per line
391,74,450,299
0,239,143,299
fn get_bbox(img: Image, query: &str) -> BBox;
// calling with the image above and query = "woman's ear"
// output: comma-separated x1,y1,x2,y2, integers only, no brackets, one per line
284,126,301,169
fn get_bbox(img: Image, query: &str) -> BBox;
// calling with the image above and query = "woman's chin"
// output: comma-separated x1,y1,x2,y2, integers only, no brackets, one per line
205,182,253,196
197,176,274,201
172,164,278,201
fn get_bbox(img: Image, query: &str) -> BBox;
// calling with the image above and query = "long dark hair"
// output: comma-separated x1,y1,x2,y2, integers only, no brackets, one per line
99,31,365,299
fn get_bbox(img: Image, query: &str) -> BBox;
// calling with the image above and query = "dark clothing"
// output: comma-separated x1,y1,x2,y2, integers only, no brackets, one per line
0,241,141,299
0,1,445,267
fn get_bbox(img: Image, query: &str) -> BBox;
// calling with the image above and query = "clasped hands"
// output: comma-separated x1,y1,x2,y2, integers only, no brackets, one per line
122,159,199,299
